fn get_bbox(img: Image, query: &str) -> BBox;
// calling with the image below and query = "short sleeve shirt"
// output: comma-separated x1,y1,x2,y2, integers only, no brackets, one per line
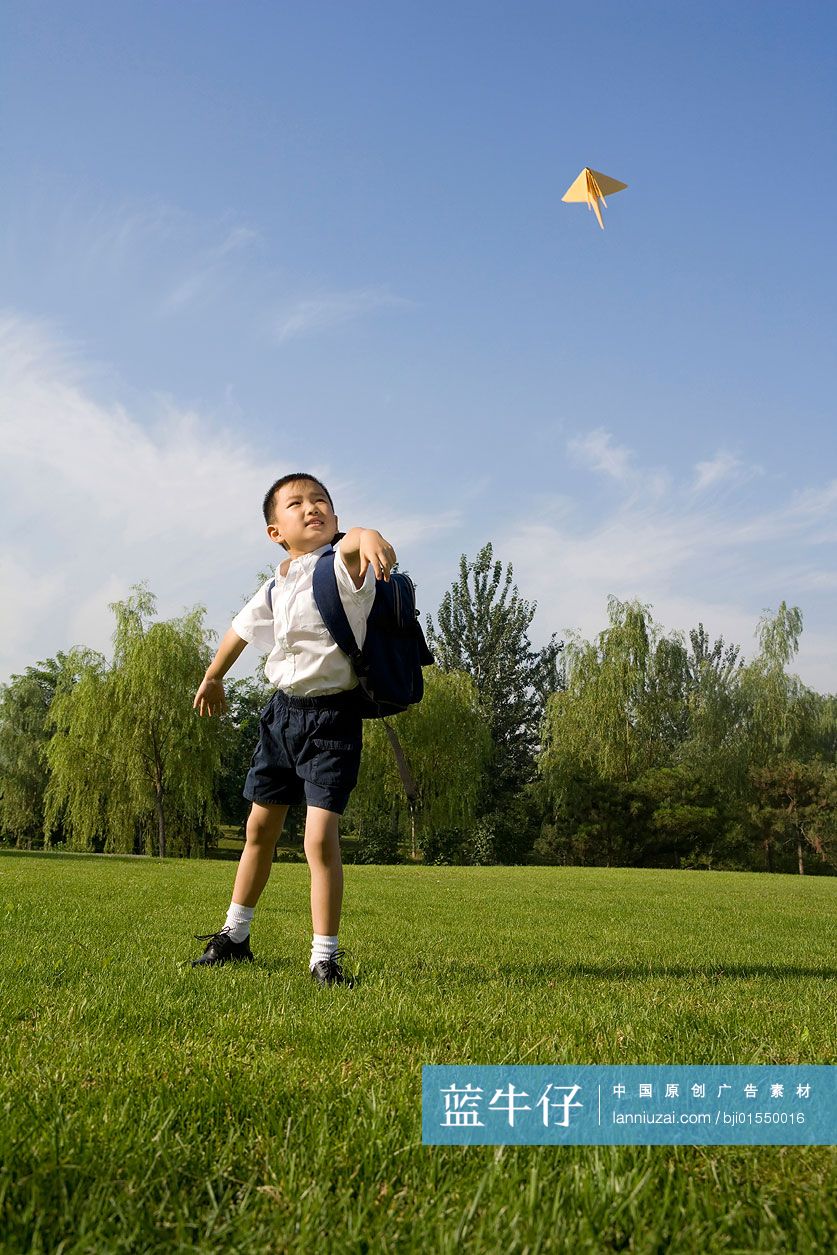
231,543,376,696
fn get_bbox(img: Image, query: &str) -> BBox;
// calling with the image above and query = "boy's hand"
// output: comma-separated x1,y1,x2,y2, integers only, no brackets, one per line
358,529,397,583
193,676,227,717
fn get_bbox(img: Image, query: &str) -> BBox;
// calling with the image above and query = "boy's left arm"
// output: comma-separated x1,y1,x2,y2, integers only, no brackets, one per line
338,528,397,589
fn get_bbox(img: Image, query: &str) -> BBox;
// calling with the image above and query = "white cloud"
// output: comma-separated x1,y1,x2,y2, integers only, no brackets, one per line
0,314,453,682
498,429,837,693
161,225,260,312
567,427,634,481
274,288,412,341
2,327,835,700
692,451,742,492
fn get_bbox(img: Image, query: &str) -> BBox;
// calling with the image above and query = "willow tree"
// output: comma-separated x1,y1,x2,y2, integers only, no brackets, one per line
46,585,220,856
738,603,823,870
537,598,698,865
740,603,818,766
344,667,492,858
541,597,667,788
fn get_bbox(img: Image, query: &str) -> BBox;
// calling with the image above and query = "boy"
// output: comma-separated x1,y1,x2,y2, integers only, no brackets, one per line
191,472,396,985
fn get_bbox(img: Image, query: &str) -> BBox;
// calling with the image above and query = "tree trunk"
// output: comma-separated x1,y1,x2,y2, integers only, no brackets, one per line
156,790,166,859
797,836,805,875
151,736,166,858
763,836,773,873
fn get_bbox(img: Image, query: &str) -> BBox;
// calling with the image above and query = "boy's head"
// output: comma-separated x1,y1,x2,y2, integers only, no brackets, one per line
262,473,340,553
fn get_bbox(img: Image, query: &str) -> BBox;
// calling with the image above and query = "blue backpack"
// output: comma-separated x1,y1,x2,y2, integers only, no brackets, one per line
312,548,434,718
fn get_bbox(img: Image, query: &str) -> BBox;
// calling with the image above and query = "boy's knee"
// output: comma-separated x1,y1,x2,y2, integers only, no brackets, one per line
246,803,286,843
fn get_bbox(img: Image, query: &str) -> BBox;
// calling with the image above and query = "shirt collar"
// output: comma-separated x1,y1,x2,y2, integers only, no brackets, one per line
278,542,333,574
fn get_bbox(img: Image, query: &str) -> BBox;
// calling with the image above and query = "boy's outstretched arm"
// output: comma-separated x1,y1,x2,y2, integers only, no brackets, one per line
193,627,248,716
338,528,397,589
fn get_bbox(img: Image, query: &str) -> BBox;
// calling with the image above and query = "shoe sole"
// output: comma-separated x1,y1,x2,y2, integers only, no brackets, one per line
191,954,254,968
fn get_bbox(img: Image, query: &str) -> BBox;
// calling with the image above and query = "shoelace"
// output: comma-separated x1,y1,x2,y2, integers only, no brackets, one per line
312,947,346,971
193,928,235,944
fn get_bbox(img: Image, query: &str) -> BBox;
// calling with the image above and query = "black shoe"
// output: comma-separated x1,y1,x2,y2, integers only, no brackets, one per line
191,927,254,968
310,948,350,986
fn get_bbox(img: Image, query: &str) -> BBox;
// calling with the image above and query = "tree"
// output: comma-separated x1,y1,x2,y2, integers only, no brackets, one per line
749,759,837,874
46,585,221,856
740,603,818,765
532,772,636,867
541,597,674,789
538,600,752,868
677,624,748,801
629,764,724,868
426,542,562,809
735,603,822,868
809,692,837,764
0,653,74,847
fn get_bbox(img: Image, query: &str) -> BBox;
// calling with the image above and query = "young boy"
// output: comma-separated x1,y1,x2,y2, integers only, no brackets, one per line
191,472,396,985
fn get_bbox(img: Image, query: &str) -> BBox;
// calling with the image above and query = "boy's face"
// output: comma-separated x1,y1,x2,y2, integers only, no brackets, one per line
266,479,339,555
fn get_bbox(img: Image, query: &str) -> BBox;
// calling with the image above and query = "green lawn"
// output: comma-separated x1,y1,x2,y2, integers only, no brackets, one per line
1,851,835,1253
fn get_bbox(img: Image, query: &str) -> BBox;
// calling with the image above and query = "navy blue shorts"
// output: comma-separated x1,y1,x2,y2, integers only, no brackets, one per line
243,688,363,816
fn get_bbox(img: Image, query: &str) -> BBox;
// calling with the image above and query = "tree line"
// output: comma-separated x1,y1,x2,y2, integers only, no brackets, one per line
1,544,835,873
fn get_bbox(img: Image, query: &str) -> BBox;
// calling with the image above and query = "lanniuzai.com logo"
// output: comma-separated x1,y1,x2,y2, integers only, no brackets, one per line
422,1066,835,1146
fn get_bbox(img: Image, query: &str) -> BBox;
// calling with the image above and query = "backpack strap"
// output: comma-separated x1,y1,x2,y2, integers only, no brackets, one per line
382,719,417,802
311,549,366,672
313,549,420,809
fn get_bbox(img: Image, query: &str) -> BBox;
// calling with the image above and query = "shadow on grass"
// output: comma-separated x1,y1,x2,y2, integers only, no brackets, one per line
414,959,837,982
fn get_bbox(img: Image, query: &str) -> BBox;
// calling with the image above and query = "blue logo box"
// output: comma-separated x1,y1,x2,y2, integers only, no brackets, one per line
422,1065,836,1145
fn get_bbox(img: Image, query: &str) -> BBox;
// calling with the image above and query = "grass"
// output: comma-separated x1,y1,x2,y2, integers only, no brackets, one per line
1,851,835,1253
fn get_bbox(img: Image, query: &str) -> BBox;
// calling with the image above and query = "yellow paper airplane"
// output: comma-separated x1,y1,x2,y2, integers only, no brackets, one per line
562,167,628,229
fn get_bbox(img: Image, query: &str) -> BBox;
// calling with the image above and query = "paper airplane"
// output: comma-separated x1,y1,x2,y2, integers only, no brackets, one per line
562,167,627,229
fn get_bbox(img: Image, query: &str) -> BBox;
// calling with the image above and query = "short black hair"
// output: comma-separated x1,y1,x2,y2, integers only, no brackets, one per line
262,473,335,525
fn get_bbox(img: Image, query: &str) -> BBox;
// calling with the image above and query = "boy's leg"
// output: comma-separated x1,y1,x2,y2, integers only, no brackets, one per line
232,801,289,906
303,806,343,935
192,801,288,967
303,806,348,983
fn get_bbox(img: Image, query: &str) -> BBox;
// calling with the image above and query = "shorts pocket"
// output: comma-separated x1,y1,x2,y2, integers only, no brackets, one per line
310,736,360,784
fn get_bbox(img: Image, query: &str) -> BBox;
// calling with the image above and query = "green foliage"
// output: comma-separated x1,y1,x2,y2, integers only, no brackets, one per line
540,598,678,790
532,774,636,867
748,758,837,874
0,653,73,846
215,676,273,831
537,599,835,874
344,667,492,858
426,542,563,807
419,825,467,865
349,818,403,865
677,624,748,800
739,602,820,768
45,585,221,856
630,765,723,867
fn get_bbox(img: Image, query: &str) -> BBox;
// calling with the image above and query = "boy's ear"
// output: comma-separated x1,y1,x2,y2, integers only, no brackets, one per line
266,523,287,549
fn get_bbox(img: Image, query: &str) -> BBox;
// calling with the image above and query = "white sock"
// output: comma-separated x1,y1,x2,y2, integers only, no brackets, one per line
224,902,255,943
310,933,338,969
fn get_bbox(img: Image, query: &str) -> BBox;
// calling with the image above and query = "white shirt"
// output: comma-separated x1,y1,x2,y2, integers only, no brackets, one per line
231,543,376,696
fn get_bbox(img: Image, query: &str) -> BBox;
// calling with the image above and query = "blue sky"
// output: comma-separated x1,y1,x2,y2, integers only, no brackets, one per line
2,1,836,691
